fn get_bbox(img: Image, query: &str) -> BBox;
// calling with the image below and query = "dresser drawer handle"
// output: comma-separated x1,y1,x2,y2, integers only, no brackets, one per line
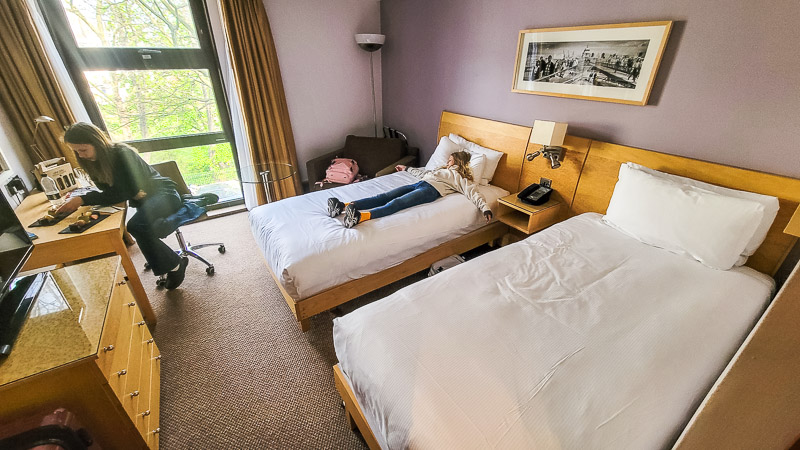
146,338,154,344
130,390,140,398
126,302,136,307
151,428,160,435
153,355,162,361
140,410,151,417
116,369,127,376
136,321,146,327
103,345,114,352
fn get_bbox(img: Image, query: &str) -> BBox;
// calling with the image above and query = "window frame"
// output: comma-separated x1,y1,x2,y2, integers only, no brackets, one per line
38,0,243,207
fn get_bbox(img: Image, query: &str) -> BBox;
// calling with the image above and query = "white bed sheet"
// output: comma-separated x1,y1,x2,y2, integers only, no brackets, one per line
333,213,774,449
249,171,508,300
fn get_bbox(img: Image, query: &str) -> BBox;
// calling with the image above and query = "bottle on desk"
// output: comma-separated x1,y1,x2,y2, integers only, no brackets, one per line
41,175,63,207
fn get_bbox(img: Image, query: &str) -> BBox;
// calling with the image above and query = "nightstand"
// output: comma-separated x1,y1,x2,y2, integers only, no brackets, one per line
496,193,561,235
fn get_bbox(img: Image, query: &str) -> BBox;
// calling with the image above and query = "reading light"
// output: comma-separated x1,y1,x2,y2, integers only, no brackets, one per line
527,120,567,169
355,34,385,137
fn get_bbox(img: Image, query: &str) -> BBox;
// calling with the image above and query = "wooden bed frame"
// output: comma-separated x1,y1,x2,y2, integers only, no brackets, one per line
263,111,535,331
334,133,800,449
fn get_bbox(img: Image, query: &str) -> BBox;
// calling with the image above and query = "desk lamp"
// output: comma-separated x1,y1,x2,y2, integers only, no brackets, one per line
30,115,54,163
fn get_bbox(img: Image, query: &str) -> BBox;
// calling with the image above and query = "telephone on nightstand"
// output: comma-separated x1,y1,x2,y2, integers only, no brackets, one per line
517,183,553,205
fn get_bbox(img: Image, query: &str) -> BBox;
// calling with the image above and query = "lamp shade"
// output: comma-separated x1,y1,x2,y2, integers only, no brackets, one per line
355,34,385,52
530,120,568,146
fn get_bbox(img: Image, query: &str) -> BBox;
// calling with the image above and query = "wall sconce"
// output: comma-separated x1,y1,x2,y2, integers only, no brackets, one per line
527,120,568,169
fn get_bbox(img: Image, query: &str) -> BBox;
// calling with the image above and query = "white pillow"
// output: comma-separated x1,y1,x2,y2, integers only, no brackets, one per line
449,133,504,185
604,164,766,270
425,136,486,183
626,162,779,265
425,136,461,170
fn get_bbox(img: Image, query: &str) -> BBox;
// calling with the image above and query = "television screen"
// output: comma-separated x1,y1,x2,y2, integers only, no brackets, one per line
0,194,33,297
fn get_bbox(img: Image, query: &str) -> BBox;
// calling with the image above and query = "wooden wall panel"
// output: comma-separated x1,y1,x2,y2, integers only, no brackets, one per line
518,135,592,215
572,140,800,275
437,111,531,194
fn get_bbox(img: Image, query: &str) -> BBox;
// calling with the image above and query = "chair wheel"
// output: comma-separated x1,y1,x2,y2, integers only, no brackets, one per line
218,245,226,254
144,262,151,271
206,266,215,275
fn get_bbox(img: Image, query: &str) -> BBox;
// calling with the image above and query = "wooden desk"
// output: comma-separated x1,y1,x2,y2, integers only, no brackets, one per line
15,193,156,325
0,257,161,449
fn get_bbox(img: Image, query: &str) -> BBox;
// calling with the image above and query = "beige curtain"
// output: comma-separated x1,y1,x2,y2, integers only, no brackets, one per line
0,0,77,169
219,0,302,204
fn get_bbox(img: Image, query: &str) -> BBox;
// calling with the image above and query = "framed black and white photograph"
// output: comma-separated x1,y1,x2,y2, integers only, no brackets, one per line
512,21,672,105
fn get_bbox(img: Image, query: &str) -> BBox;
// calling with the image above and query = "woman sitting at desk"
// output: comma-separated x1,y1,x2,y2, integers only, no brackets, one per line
56,122,189,289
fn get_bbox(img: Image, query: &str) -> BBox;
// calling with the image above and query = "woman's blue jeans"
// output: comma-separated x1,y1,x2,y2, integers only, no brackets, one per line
127,191,183,275
351,181,441,219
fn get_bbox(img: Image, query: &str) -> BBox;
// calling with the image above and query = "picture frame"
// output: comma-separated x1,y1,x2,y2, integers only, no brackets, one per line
512,21,673,106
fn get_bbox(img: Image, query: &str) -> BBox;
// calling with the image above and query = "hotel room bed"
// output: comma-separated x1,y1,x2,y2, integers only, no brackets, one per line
249,112,552,331
331,133,800,449
249,170,509,301
333,213,774,449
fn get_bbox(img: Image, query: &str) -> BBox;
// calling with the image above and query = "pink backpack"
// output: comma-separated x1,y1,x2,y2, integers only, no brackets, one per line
324,158,359,184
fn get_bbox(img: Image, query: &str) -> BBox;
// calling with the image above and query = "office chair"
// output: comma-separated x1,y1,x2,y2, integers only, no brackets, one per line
148,161,226,278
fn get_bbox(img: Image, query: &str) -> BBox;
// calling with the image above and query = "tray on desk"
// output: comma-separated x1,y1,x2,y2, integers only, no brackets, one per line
58,213,111,234
28,213,70,228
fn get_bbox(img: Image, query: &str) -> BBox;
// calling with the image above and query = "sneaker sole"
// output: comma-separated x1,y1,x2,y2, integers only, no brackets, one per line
344,205,358,228
327,198,342,218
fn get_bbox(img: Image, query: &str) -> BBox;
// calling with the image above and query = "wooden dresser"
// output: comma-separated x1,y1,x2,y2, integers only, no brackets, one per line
0,256,161,448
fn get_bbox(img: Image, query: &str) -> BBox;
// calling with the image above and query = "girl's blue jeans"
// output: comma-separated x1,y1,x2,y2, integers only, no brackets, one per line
351,181,440,219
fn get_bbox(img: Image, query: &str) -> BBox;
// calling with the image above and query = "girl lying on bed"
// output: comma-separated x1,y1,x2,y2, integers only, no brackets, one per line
327,150,493,228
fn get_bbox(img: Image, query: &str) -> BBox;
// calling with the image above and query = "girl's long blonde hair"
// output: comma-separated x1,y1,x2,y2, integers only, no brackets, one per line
440,150,474,181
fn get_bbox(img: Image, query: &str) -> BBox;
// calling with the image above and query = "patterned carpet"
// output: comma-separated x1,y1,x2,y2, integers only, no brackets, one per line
128,211,426,449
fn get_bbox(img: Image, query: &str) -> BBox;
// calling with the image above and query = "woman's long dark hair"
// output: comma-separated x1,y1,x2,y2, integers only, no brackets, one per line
63,122,115,185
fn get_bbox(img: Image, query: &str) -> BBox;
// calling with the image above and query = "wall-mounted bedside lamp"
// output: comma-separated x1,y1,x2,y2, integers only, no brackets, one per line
527,120,568,169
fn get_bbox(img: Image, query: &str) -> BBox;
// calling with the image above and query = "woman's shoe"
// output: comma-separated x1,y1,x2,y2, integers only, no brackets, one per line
182,193,219,207
343,204,361,228
327,197,345,217
164,257,189,290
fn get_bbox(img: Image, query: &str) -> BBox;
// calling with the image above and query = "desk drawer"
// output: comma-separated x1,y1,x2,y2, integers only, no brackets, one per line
96,270,128,374
143,344,161,449
118,307,149,410
106,309,136,391
134,341,161,443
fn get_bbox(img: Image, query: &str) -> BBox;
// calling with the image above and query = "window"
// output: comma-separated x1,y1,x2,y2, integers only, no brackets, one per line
39,0,242,204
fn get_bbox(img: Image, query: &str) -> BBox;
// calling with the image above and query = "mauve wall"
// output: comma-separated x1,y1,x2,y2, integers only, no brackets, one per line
265,0,382,182
380,0,800,178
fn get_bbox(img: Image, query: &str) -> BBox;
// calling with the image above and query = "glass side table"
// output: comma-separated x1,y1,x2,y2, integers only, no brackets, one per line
239,162,296,203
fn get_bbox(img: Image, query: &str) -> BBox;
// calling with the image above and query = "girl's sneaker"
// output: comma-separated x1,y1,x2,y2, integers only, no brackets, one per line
327,197,345,217
343,204,361,228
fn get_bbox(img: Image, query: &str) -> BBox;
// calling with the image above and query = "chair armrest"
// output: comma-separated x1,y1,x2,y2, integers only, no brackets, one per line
374,154,418,177
306,148,341,186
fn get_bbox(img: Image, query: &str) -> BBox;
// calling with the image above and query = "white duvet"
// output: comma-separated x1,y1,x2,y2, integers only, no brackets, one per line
249,171,508,300
333,213,774,449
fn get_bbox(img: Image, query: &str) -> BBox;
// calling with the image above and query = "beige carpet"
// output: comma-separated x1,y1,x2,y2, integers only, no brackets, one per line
127,211,429,449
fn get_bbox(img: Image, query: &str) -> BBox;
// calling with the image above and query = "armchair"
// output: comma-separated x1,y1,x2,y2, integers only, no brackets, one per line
306,135,419,191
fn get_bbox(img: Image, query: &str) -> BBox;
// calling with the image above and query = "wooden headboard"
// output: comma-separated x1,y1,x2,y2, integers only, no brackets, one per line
518,135,592,216
571,140,800,275
437,111,531,194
